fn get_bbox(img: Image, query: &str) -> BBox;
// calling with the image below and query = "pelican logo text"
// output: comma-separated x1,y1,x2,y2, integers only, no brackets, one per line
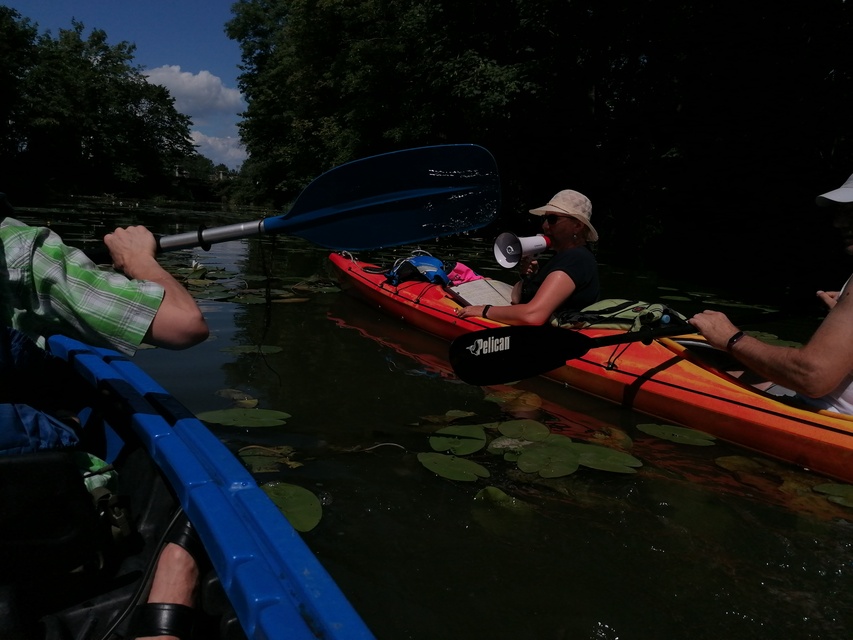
465,335,511,356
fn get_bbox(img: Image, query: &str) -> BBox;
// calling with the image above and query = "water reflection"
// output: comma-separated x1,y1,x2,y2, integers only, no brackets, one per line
14,205,853,640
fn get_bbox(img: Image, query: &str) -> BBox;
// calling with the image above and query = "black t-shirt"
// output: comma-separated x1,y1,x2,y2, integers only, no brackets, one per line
520,247,600,315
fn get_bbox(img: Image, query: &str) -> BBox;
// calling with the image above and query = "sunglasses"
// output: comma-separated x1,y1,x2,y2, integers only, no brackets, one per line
543,214,566,225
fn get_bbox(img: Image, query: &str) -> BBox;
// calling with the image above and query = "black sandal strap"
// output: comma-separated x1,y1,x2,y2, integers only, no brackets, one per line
165,513,204,566
128,602,194,639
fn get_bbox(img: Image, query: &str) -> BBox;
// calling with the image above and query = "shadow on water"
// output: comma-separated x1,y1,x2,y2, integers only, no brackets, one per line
12,204,853,640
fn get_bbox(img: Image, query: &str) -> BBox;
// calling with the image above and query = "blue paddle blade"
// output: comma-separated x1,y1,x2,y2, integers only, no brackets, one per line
262,144,500,250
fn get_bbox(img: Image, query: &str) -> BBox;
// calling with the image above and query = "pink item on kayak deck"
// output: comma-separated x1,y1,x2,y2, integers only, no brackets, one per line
448,262,484,285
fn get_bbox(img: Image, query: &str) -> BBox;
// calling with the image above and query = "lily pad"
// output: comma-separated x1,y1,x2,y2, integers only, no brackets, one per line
575,443,643,473
232,295,268,304
497,419,551,442
421,409,477,424
216,388,256,401
417,452,490,481
239,445,301,473
196,408,291,427
812,483,853,508
636,423,716,446
220,345,284,355
516,438,581,478
261,482,322,532
474,486,533,512
429,424,487,455
486,435,530,456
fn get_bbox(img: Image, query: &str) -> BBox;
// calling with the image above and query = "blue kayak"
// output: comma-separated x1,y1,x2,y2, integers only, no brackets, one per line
0,335,373,640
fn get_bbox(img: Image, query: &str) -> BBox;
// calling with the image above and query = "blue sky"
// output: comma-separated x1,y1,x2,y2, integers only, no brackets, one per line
7,0,248,169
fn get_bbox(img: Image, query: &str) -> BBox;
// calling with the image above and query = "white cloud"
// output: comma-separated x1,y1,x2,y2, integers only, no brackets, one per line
145,65,247,169
191,131,247,169
144,65,244,118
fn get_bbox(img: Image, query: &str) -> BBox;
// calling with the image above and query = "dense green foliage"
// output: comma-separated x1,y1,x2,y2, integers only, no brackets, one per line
4,3,853,297
226,0,853,298
0,8,200,199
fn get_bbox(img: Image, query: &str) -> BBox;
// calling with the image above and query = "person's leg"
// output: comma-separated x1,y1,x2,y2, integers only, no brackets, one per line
129,515,204,640
135,542,199,640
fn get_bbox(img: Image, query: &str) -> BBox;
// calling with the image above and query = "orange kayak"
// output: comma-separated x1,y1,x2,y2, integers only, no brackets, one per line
329,251,853,483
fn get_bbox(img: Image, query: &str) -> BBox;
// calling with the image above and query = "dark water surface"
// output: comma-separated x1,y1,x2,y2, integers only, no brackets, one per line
15,203,853,640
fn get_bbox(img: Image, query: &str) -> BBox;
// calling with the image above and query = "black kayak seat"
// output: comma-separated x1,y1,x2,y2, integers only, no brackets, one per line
0,449,101,581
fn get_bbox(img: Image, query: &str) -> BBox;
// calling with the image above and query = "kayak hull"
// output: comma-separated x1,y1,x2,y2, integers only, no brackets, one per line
329,251,853,484
2,334,373,640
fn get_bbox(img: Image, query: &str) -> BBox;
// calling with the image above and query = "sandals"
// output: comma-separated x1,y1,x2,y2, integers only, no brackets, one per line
126,512,208,640
127,602,195,639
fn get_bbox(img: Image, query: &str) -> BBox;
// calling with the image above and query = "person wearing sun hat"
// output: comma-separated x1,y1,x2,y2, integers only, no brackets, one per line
529,189,600,242
688,172,853,414
457,188,601,325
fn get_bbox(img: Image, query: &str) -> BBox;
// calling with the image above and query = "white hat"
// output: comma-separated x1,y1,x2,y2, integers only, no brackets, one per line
529,190,599,242
816,172,853,206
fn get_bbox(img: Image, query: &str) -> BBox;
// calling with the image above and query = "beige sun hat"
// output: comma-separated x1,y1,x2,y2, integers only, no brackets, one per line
529,190,598,242
816,172,853,206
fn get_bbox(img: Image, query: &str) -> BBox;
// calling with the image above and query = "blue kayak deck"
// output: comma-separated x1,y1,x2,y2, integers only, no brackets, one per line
48,335,374,640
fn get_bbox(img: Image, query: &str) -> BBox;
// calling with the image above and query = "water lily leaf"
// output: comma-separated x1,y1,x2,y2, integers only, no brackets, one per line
216,388,256,401
715,455,767,473
503,391,543,412
516,441,581,478
196,408,291,427
192,290,237,300
474,486,533,511
421,409,477,424
486,435,529,456
220,344,283,355
238,445,300,472
273,297,310,303
636,423,716,446
574,443,643,473
417,452,490,481
232,295,268,304
429,424,487,455
201,269,232,280
261,482,322,532
812,483,853,507
483,390,542,411
498,419,551,442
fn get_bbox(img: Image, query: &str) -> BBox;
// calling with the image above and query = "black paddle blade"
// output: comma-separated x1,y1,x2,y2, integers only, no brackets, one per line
265,144,501,250
449,325,593,385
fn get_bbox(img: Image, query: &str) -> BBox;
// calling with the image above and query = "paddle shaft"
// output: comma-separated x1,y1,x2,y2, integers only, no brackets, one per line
157,220,264,252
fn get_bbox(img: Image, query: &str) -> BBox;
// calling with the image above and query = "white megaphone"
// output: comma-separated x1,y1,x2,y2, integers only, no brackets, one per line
493,232,552,268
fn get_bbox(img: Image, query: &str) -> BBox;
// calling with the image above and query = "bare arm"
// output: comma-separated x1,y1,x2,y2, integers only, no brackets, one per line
458,270,576,325
689,292,853,398
104,226,209,350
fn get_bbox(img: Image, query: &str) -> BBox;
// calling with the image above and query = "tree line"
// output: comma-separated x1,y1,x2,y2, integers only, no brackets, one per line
4,2,853,300
226,0,853,301
0,7,226,202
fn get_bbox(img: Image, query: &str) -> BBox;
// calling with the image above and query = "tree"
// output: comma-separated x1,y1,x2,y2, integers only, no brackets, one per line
1,14,196,198
0,8,38,174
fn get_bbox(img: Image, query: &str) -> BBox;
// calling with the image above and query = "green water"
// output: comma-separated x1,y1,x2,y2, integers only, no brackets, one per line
15,204,853,639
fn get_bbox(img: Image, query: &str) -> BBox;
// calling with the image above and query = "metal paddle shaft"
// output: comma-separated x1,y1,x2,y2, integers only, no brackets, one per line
157,144,500,252
448,323,696,386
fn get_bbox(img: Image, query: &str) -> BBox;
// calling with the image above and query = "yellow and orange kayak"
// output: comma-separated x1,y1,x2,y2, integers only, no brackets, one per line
329,251,853,484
